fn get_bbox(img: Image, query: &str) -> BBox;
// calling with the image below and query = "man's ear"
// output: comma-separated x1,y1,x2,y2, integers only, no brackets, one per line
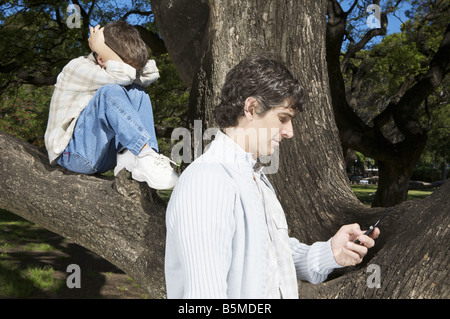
244,97,258,121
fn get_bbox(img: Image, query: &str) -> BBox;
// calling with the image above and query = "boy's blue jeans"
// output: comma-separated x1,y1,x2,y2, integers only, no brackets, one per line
57,84,159,174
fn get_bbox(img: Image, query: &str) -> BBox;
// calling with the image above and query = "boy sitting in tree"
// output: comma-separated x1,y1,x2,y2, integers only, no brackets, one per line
45,21,178,190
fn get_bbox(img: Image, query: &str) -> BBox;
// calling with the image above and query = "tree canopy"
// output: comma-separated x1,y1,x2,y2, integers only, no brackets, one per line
0,0,188,155
326,0,449,206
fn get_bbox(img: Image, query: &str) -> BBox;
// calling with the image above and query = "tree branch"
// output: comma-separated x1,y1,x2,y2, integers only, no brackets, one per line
133,25,167,57
122,10,153,21
345,0,360,15
390,23,450,138
0,131,168,297
340,0,404,73
341,13,388,73
152,0,210,87
327,0,345,24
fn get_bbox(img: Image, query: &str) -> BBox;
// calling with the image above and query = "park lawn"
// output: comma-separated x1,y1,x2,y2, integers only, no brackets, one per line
0,209,65,298
0,208,148,299
351,185,434,206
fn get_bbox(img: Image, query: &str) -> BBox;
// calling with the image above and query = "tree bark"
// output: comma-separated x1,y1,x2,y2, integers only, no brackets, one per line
152,0,449,298
0,131,167,298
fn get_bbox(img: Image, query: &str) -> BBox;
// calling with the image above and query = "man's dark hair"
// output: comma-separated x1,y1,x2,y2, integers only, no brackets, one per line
213,55,304,128
104,21,148,72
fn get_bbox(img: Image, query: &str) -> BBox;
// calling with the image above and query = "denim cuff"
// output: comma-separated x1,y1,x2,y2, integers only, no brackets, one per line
130,131,152,155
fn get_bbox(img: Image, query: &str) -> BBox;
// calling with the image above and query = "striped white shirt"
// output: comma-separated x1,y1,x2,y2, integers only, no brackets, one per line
253,168,299,298
165,130,342,298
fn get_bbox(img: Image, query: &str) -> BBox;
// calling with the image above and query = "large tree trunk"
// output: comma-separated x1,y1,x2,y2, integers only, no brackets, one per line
153,0,449,298
154,0,363,244
372,145,426,208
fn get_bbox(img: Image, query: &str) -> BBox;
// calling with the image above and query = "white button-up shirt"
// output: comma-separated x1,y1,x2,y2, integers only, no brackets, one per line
165,130,342,298
253,167,299,298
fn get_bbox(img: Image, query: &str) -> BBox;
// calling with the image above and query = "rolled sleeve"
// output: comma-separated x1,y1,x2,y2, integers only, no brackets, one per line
289,237,343,284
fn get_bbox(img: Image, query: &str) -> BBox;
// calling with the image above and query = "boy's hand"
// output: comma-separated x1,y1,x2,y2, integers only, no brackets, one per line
88,25,105,53
88,25,123,65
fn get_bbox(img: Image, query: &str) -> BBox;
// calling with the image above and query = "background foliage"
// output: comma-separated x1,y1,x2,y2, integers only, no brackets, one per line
0,0,448,182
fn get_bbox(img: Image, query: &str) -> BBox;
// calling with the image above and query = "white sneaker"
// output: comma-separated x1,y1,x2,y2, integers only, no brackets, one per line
115,148,179,190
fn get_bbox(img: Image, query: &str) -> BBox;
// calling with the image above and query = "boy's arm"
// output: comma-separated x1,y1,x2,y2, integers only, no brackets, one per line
56,25,136,93
88,25,123,64
57,54,136,92
135,59,160,87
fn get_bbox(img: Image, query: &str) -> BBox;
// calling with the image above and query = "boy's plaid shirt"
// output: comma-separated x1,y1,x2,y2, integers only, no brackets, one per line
44,53,159,164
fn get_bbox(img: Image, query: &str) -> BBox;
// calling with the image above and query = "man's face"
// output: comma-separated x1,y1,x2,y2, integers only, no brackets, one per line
249,101,295,157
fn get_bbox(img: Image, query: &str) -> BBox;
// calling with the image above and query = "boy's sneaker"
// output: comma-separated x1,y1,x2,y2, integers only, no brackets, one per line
114,149,179,190
114,149,137,176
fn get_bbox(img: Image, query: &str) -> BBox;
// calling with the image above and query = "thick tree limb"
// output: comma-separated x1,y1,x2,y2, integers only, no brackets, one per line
0,131,167,298
301,178,450,298
134,25,168,57
152,0,210,87
391,23,450,138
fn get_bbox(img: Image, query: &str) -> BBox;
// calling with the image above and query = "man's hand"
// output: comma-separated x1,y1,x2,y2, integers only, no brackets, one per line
331,223,380,267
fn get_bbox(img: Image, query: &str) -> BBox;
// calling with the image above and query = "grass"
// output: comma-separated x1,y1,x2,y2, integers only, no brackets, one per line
0,209,66,297
351,184,434,206
24,265,65,292
23,243,56,252
0,209,148,298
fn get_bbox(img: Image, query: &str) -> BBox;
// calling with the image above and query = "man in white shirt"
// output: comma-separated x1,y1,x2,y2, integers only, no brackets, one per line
165,55,379,298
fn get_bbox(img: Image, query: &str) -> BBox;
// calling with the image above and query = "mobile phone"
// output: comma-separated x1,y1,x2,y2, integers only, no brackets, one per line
354,208,392,244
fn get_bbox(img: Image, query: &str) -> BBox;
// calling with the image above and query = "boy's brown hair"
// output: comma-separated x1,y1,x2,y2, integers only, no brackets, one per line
104,21,148,72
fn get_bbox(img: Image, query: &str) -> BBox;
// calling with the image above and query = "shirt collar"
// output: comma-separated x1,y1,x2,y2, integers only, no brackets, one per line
213,129,258,170
213,129,274,191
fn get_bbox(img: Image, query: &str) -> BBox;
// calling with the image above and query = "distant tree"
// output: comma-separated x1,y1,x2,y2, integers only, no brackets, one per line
326,0,450,206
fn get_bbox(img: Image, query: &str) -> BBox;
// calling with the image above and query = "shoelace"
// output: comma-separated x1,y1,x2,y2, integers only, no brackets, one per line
155,154,179,168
